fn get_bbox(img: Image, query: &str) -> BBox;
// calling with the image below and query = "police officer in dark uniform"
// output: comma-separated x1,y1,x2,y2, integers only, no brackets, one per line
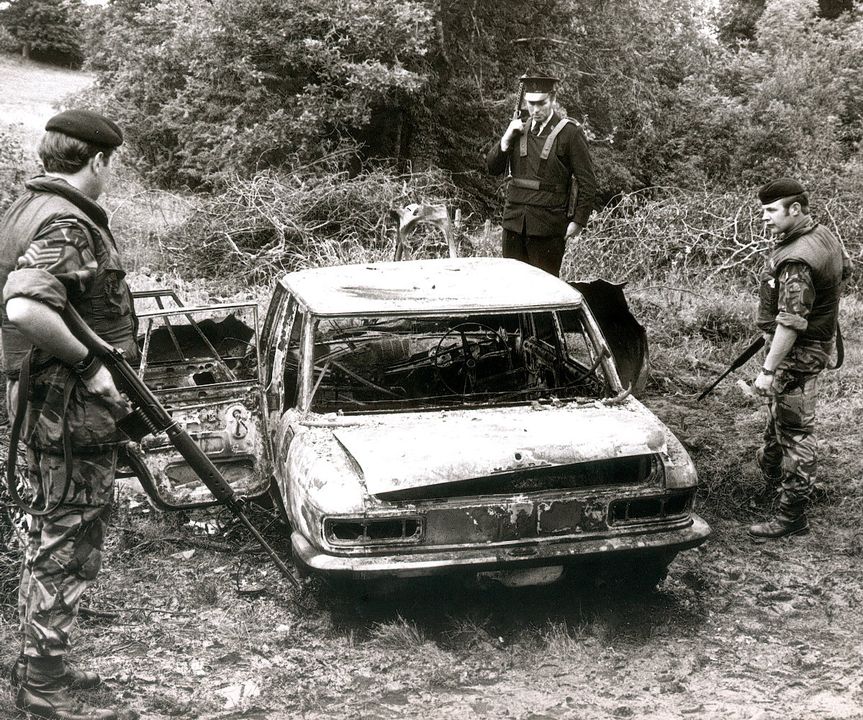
486,75,597,276
749,178,851,540
0,109,137,720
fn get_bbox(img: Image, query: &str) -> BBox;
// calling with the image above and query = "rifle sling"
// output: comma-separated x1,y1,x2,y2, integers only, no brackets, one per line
6,353,82,517
833,323,844,370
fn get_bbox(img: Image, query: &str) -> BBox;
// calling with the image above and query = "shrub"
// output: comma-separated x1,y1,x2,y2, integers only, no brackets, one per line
0,124,29,215
164,166,466,284
564,186,861,294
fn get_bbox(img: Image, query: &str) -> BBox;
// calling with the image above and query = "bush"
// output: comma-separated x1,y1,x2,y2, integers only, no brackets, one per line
564,186,861,294
165,167,466,284
0,124,29,215
81,0,435,189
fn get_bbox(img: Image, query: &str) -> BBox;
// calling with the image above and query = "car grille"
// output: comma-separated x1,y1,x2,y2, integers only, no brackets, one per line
375,454,662,502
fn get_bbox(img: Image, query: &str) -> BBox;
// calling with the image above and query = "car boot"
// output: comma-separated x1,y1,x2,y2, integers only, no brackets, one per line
11,654,101,691
15,656,116,720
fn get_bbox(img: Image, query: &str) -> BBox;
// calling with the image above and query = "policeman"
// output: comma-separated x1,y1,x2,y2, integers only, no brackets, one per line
486,74,597,276
0,109,137,719
749,178,851,539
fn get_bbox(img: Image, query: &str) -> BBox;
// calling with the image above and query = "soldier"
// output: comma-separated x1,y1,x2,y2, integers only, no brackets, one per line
0,110,137,719
749,178,851,539
486,74,596,277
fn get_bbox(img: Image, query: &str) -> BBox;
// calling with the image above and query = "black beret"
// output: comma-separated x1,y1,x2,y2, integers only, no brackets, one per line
521,75,558,95
45,109,123,148
757,177,807,204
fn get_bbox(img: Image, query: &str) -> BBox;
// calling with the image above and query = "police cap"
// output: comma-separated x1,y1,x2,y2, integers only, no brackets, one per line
757,177,807,204
45,109,123,148
522,75,558,101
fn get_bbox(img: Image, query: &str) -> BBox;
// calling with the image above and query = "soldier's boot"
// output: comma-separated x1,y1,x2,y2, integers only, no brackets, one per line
751,448,782,507
748,498,809,539
11,654,101,691
15,657,116,720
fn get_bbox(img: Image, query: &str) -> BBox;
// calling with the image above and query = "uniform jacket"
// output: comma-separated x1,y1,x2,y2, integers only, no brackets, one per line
0,176,138,452
487,112,596,236
756,220,847,343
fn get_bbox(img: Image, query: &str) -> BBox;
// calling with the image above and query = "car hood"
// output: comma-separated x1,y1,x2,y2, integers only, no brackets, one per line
329,400,668,496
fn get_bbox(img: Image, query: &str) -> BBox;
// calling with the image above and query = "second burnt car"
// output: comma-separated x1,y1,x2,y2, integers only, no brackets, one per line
126,258,709,587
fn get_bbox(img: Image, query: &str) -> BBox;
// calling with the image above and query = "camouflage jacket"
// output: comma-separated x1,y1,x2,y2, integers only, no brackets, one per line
0,176,138,452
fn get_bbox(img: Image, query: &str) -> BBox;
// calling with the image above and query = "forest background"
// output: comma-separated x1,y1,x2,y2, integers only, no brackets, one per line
0,0,861,293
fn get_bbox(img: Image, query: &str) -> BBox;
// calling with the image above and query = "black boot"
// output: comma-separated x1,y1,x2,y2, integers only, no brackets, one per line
15,657,116,720
748,513,809,538
11,654,101,691
749,496,810,539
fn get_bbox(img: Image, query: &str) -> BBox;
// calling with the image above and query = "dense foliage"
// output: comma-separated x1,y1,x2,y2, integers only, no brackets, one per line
80,0,863,199
81,0,436,188
51,0,861,289
0,0,83,66
0,125,27,214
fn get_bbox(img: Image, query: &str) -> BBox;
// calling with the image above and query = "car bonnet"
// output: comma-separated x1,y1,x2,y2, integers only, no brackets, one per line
331,401,669,496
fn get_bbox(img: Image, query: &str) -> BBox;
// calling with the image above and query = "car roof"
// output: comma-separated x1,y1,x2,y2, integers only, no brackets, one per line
281,257,584,316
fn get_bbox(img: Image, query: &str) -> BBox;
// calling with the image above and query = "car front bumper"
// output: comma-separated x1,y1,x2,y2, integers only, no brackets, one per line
291,514,710,579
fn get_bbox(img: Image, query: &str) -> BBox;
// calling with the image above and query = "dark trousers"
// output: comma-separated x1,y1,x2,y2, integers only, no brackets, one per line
501,228,566,276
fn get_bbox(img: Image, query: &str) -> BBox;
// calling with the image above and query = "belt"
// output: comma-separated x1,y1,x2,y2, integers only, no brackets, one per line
509,177,568,193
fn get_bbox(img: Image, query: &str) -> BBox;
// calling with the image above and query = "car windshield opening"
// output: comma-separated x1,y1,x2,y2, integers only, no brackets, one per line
308,309,609,412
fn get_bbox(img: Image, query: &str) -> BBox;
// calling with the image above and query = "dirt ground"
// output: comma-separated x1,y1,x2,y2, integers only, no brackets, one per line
2,377,862,720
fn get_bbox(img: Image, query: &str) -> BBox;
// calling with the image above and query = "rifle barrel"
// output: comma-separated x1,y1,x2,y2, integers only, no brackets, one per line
697,336,765,401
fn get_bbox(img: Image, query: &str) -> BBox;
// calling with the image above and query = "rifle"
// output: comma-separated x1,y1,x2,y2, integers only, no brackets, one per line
513,76,527,122
697,336,765,401
61,304,301,590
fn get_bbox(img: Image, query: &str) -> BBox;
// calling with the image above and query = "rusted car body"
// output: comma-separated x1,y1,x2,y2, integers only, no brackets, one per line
128,258,709,585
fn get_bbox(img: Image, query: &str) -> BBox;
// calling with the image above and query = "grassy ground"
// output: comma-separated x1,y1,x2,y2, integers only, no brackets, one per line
0,53,94,150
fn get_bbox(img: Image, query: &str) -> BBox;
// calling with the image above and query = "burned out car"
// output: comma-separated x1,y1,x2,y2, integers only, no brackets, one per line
127,258,709,587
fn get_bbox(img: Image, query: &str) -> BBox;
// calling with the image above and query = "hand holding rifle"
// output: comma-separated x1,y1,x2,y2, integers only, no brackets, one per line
501,77,528,151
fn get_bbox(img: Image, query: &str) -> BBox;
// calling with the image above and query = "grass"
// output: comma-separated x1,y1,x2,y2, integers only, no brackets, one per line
0,52,94,150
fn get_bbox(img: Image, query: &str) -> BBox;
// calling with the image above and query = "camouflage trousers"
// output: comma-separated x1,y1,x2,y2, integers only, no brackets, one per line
17,446,117,658
760,371,820,510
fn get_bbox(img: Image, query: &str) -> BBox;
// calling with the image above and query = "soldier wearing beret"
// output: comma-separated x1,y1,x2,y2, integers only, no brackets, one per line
749,177,852,539
0,109,136,719
486,75,597,276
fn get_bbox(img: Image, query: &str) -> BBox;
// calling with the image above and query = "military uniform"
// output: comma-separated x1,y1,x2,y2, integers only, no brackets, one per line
1,162,136,713
487,78,596,276
754,214,849,528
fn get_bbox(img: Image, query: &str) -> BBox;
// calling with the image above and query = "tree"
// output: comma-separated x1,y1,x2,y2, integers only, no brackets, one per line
80,0,436,188
0,0,84,67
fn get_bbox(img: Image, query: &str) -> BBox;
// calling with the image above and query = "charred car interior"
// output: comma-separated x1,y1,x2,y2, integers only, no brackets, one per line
302,309,607,412
119,294,271,508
